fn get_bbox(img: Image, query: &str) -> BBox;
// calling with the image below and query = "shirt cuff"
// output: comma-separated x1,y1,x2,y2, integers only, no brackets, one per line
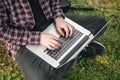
29,31,41,45
53,9,65,20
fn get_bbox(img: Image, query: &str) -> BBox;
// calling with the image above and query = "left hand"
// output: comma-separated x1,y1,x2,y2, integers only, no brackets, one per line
55,17,74,38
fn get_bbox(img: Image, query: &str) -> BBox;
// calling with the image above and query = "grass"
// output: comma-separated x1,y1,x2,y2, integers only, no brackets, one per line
62,0,120,80
0,0,120,80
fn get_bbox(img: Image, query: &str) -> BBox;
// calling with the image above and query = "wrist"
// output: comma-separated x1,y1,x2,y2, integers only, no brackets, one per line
55,16,64,23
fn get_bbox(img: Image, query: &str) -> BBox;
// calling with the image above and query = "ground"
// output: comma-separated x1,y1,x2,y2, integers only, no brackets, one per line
0,0,120,80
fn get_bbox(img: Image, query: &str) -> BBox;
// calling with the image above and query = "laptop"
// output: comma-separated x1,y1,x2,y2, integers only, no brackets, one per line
26,17,112,68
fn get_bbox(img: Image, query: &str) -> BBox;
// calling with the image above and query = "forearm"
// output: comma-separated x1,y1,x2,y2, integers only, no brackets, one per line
51,0,65,20
0,26,40,46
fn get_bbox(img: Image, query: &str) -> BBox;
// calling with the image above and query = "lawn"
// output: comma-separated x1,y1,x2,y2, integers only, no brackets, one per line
0,0,120,80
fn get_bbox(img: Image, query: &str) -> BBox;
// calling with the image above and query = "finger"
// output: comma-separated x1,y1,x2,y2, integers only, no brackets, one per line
50,40,61,49
49,43,58,50
68,24,74,37
57,27,64,37
49,36,61,49
63,25,69,38
47,45,55,50
52,36,62,44
52,37,62,48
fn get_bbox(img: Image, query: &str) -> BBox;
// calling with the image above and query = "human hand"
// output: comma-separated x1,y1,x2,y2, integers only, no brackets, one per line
40,33,62,50
55,17,74,38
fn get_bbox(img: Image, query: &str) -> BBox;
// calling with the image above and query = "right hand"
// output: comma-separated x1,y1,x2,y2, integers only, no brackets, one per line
40,33,62,50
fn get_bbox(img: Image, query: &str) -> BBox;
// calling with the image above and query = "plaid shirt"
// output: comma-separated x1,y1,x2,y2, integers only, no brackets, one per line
0,0,64,60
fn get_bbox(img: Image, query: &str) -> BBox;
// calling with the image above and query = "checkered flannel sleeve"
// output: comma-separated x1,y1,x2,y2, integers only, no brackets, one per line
51,0,65,19
0,2,40,55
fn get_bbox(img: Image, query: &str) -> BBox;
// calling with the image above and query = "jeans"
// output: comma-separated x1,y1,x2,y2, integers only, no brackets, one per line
16,15,107,80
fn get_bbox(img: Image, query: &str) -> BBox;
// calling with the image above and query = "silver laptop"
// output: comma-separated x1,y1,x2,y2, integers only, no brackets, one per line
26,17,112,68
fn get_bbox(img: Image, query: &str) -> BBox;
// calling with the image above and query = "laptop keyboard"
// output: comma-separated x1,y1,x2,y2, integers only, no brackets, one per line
45,29,84,60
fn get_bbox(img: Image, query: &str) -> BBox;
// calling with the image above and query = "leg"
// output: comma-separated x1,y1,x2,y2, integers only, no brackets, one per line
16,46,75,80
66,15,107,57
66,15,107,38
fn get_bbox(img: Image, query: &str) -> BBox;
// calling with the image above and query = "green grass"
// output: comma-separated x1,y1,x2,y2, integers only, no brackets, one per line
62,0,120,80
0,0,120,80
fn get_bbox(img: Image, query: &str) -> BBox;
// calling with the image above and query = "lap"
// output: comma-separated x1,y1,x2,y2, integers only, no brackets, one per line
16,15,107,80
16,46,75,80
